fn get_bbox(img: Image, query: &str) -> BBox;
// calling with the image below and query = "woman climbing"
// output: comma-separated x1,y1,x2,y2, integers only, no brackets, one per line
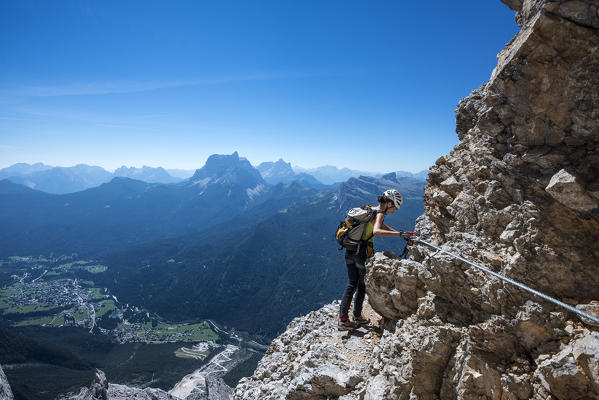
338,189,414,330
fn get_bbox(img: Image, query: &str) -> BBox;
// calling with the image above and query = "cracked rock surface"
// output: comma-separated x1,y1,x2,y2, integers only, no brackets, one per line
233,1,599,399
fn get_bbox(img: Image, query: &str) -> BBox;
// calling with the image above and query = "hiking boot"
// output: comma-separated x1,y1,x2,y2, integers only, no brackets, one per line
337,319,357,331
353,315,370,325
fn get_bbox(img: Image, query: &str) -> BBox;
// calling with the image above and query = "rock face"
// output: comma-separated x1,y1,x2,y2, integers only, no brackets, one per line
0,364,14,400
233,1,599,399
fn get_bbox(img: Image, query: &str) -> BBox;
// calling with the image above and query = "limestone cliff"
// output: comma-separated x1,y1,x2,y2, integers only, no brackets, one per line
233,1,599,399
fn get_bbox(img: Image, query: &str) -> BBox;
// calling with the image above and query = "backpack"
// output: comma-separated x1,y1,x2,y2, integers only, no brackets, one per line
335,205,380,252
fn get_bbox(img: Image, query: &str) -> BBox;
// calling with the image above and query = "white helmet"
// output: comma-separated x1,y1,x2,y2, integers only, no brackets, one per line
383,189,403,209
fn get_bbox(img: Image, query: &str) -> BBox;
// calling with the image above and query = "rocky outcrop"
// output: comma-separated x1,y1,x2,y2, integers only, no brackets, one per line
233,0,599,399
67,368,233,400
0,364,14,400
234,302,381,399
67,369,176,400
536,332,599,399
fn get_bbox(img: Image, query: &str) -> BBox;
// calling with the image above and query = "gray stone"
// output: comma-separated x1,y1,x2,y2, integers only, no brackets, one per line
535,332,599,400
545,169,597,212
440,176,461,196
365,253,426,319
576,302,599,327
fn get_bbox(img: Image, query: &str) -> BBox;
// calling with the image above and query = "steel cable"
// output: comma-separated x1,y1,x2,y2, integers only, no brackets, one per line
414,238,599,325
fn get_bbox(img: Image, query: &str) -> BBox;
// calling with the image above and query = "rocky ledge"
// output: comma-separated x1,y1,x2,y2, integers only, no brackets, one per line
233,0,599,399
234,301,383,399
235,287,599,399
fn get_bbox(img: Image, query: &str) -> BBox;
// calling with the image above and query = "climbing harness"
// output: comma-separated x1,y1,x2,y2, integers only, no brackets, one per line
413,238,599,325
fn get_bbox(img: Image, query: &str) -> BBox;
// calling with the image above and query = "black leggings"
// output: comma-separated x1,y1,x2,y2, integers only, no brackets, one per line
339,249,367,319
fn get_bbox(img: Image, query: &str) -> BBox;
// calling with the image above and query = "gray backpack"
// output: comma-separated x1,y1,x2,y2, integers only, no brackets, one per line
335,205,379,251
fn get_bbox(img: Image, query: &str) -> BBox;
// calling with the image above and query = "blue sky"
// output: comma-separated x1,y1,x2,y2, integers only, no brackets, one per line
0,1,518,173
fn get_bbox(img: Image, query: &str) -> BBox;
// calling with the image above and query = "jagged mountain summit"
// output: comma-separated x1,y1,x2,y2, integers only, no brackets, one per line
233,0,599,398
185,152,268,206
256,159,296,184
256,158,329,188
112,165,182,183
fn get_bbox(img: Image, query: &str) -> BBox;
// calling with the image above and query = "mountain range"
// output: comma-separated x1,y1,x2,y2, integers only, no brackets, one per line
0,163,188,194
0,159,427,195
256,159,330,189
293,165,428,184
0,152,426,336
113,165,181,184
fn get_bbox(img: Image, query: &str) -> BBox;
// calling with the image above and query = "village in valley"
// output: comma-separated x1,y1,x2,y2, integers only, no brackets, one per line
0,255,220,350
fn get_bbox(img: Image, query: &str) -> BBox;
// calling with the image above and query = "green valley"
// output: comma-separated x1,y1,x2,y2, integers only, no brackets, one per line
0,255,219,344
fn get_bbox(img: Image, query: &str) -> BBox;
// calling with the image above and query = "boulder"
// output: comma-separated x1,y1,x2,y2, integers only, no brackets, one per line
545,169,597,212
535,332,599,399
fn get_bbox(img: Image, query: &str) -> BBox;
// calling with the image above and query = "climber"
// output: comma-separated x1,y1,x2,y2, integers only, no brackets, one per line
338,189,416,330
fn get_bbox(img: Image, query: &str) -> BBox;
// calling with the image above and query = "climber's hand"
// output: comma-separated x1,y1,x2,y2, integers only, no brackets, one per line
399,231,418,240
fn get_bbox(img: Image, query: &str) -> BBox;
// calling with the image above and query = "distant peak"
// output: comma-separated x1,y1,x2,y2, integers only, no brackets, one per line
382,172,398,182
192,152,258,181
205,152,241,166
